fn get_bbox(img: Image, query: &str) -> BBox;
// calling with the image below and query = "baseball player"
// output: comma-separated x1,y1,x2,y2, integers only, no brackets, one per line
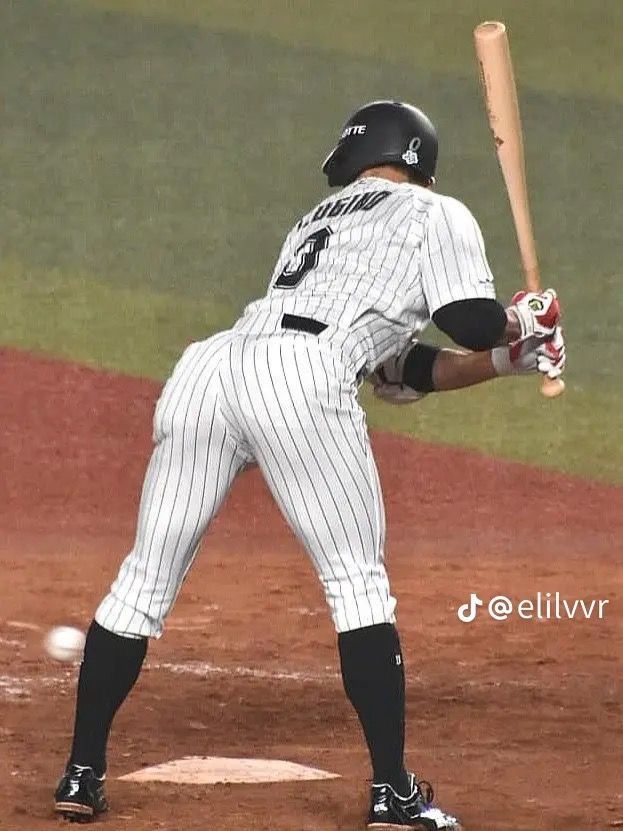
54,100,565,829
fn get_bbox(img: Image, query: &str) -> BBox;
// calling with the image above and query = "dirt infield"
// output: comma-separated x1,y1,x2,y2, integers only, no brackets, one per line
1,347,621,831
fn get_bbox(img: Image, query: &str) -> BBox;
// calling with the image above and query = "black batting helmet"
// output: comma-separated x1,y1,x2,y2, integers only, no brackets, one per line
322,100,438,188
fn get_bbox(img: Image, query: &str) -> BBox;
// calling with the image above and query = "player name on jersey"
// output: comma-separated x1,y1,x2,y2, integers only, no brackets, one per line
297,190,390,230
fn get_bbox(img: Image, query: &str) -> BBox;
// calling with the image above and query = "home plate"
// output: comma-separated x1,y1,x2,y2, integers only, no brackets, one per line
118,756,340,785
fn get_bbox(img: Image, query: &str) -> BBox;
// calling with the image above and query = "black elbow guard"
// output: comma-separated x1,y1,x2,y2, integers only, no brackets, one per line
432,298,506,351
402,343,440,393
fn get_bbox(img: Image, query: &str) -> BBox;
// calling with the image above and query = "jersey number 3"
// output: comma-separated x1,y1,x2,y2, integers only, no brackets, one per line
274,226,333,289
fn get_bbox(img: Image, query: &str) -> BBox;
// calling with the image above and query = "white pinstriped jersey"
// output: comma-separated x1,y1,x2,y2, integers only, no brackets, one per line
96,175,500,639
238,176,496,372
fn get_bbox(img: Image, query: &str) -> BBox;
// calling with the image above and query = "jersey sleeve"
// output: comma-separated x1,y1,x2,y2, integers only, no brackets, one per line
420,196,496,315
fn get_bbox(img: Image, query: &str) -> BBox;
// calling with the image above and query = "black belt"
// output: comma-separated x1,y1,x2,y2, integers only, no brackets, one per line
281,314,328,336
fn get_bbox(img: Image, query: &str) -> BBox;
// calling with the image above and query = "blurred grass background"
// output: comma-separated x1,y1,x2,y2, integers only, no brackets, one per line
1,0,621,480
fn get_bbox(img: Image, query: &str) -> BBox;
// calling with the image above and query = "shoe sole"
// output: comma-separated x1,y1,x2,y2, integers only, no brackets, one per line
368,824,464,831
54,802,100,823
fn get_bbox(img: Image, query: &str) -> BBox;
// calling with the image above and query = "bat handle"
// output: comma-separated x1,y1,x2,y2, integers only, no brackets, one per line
524,272,565,399
540,375,565,398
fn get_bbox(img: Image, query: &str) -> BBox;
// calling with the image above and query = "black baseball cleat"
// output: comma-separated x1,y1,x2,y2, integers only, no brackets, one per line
54,764,108,822
367,772,463,830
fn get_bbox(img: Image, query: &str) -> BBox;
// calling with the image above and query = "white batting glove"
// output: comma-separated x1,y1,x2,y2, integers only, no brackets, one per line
492,326,566,378
506,288,561,340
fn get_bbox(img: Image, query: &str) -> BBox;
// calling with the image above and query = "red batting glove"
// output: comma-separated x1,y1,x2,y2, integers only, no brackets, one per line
507,288,561,339
492,325,566,378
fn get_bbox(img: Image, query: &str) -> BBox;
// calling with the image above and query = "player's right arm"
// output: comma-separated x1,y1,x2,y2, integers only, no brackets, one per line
431,331,566,390
371,329,565,403
420,196,559,348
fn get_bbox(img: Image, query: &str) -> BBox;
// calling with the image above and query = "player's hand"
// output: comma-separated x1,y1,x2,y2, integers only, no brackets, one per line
491,326,566,377
535,326,566,379
506,288,561,340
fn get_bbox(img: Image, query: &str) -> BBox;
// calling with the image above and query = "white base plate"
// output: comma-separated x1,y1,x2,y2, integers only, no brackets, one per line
118,756,340,785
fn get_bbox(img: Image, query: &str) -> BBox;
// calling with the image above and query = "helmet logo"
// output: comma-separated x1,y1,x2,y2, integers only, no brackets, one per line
401,136,421,166
341,124,367,138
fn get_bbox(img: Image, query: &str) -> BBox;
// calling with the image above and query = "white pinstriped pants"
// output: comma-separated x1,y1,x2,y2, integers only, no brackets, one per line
96,329,396,636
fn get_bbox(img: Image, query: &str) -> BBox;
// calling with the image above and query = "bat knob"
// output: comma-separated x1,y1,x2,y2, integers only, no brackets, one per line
474,21,507,38
540,376,565,399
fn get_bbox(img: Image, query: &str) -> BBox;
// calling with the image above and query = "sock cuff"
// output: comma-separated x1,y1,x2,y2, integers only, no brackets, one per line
338,623,401,666
87,620,148,662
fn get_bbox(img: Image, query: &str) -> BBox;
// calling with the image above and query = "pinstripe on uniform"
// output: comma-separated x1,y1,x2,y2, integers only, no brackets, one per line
96,177,496,637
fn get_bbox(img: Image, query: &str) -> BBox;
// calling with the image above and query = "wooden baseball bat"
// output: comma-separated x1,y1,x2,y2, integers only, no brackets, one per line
473,21,565,398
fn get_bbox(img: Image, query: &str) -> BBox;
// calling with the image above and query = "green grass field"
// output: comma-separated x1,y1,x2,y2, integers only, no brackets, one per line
1,0,621,481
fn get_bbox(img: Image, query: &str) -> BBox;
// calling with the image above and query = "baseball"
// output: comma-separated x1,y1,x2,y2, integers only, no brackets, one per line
44,626,86,662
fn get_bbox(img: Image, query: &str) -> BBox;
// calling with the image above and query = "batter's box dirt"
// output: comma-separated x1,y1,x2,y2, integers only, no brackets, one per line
1,348,622,831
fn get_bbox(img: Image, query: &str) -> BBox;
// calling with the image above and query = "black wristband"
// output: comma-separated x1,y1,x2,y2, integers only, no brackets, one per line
402,343,440,393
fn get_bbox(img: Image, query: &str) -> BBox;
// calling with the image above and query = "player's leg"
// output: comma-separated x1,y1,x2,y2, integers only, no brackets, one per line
55,334,249,820
225,334,409,794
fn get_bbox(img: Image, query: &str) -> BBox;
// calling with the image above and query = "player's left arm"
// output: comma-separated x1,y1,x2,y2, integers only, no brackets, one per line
371,330,565,404
420,197,561,349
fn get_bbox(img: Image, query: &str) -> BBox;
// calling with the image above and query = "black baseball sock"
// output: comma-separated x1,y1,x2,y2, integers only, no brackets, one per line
68,619,148,776
338,623,409,795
